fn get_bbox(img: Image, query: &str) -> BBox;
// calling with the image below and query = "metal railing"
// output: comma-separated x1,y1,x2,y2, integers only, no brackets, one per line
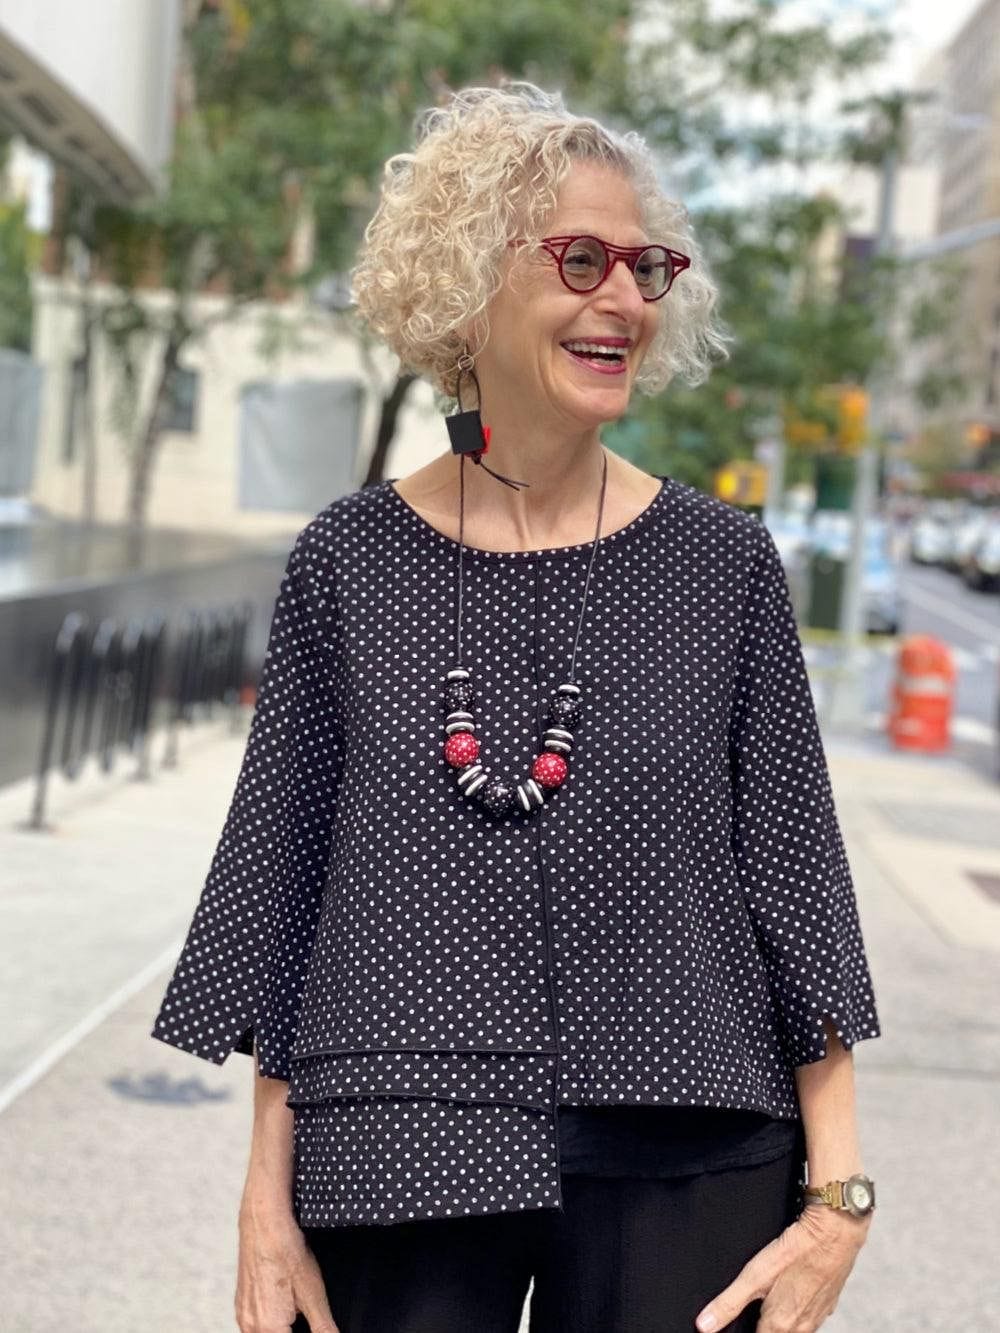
29,600,254,831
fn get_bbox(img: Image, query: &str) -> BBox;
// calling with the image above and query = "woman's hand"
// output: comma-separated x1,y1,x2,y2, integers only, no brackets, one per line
694,1204,872,1332
235,1201,339,1333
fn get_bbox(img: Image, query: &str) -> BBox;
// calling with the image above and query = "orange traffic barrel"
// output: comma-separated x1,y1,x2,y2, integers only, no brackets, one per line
886,635,955,752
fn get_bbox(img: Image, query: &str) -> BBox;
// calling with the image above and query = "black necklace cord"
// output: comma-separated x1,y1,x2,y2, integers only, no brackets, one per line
569,447,608,682
456,445,610,677
447,443,610,817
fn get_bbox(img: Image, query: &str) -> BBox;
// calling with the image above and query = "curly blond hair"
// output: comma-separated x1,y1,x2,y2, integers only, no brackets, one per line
351,82,731,397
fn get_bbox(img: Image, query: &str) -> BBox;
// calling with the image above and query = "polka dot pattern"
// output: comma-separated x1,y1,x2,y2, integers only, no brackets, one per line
151,473,881,1228
292,1099,562,1227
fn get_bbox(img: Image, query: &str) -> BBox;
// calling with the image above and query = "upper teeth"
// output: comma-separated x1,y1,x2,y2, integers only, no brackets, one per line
564,342,625,356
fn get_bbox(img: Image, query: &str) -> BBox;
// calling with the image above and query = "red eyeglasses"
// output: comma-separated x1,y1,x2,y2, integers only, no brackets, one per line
540,234,690,302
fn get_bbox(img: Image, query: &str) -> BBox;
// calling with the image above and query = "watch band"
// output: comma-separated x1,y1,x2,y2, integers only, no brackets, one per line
803,1181,845,1208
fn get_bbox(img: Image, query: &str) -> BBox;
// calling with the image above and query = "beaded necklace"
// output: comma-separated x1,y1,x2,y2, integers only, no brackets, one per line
441,440,609,817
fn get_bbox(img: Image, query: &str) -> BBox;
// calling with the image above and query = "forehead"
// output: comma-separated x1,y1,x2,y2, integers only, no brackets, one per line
546,161,649,246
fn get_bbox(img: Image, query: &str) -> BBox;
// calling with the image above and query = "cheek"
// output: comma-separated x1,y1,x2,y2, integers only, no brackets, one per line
643,305,661,346
635,310,660,365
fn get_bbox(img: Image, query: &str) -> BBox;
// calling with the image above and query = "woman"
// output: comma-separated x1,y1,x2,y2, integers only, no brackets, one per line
152,83,881,1332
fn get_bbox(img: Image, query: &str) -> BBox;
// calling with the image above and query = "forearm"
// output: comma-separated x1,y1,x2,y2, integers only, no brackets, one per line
240,1051,296,1220
794,1014,865,1184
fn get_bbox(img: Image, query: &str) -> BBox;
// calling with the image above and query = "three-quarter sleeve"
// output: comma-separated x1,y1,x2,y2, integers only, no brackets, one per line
728,521,882,1068
150,528,344,1080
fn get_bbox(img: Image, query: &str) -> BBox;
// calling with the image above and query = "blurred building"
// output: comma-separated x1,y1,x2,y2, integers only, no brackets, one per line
810,0,1000,481
0,0,179,200
935,0,1000,440
4,0,440,536
28,282,441,536
808,152,939,451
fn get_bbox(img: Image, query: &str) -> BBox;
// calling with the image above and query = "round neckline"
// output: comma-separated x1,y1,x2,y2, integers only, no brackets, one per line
384,475,669,562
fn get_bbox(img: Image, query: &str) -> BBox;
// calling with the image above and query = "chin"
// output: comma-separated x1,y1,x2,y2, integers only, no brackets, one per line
564,392,631,428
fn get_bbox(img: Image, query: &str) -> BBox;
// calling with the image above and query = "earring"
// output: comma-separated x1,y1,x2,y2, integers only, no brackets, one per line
445,354,491,458
445,351,528,491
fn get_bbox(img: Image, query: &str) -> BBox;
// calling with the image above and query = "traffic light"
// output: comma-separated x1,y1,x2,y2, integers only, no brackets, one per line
783,384,868,453
837,386,869,452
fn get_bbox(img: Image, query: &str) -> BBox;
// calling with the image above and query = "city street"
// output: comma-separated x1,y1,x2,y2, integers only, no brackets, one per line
3,0,1000,1328
803,554,1000,780
0,711,998,1331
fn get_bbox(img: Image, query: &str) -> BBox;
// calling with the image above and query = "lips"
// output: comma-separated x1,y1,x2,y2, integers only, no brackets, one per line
560,338,632,375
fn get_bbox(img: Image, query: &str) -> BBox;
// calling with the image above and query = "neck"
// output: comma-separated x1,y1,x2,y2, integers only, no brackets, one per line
457,381,611,535
461,429,608,545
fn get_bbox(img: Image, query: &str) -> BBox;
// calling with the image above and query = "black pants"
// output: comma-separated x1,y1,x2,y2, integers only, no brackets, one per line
292,1148,804,1333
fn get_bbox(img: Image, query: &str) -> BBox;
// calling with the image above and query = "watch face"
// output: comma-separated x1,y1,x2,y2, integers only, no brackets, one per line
846,1177,874,1212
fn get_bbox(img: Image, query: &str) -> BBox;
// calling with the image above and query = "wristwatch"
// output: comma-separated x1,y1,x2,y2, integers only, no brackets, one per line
803,1173,875,1218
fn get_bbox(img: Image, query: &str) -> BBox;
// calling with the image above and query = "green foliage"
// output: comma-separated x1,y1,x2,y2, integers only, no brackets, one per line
87,0,638,351
180,0,631,280
0,200,36,352
622,191,896,489
69,0,936,516
77,0,636,523
610,0,892,164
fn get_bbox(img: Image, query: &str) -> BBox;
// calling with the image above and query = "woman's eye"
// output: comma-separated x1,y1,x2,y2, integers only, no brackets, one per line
565,251,597,269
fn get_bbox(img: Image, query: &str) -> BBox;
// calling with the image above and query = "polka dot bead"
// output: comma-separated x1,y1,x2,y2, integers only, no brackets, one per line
442,668,580,813
444,731,479,767
532,752,568,788
151,473,882,1229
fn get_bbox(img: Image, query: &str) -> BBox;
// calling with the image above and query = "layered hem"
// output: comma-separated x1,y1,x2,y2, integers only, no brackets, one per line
286,1048,560,1110
291,1098,563,1228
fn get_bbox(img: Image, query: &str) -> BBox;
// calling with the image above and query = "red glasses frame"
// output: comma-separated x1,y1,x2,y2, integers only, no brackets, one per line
540,234,691,302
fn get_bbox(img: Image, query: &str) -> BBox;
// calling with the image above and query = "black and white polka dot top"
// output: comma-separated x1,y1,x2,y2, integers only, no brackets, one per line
151,471,881,1229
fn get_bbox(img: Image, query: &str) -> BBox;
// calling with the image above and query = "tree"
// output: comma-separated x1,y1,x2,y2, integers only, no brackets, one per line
0,199,34,351
608,56,975,495
62,0,629,530
59,0,913,523
0,135,36,353
612,189,896,492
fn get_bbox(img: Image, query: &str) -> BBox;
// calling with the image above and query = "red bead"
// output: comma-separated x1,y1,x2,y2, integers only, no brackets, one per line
444,732,480,767
531,752,568,789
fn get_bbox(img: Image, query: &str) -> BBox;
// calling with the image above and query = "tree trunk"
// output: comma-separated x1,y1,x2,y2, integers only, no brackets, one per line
363,370,418,487
78,296,98,529
126,331,181,539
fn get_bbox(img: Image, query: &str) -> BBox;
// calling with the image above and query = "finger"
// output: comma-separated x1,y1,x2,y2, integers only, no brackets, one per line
234,1284,300,1333
295,1252,340,1333
695,1248,780,1332
295,1299,340,1333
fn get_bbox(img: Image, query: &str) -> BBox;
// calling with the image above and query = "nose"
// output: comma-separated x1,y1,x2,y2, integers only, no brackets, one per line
595,256,647,322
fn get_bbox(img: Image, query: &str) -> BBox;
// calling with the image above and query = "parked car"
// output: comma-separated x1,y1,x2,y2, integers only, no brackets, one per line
908,514,951,566
961,520,1000,592
944,508,995,574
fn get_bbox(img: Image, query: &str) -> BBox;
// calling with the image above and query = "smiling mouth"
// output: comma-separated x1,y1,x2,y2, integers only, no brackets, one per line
560,340,630,372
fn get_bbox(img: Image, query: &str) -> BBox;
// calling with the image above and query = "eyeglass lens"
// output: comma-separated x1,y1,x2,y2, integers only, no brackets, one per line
560,236,672,299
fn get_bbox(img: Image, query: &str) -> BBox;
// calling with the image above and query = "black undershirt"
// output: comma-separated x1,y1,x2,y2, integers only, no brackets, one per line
557,1104,803,1177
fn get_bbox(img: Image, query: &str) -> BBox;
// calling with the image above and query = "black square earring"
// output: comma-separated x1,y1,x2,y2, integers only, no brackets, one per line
445,353,527,491
446,355,489,457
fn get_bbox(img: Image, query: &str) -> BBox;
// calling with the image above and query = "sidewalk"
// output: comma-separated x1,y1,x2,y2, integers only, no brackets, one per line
0,719,997,1330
